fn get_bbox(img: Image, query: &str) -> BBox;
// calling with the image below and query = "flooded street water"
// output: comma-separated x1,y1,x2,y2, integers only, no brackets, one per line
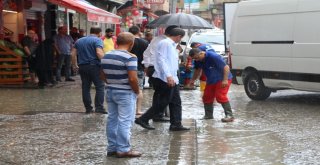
0,80,320,164
180,85,320,165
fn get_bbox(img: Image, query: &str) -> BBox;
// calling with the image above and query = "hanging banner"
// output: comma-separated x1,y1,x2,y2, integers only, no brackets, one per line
144,0,164,4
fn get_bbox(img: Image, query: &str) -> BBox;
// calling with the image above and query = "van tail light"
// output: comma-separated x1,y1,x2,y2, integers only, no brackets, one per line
228,48,238,84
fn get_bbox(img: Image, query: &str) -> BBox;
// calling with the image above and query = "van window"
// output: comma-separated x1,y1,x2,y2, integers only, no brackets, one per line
190,34,224,45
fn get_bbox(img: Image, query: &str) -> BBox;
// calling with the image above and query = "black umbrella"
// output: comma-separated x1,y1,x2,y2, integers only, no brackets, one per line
146,13,213,29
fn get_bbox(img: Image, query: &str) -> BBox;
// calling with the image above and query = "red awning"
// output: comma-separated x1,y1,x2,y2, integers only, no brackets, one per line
48,0,121,24
147,12,159,19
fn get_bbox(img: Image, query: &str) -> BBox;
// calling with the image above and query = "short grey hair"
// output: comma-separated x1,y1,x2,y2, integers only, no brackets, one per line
189,48,202,57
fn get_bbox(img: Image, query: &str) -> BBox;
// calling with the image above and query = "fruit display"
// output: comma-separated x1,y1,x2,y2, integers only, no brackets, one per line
0,39,29,85
0,39,26,57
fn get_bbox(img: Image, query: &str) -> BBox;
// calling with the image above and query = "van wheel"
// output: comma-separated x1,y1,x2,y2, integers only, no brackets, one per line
244,72,271,100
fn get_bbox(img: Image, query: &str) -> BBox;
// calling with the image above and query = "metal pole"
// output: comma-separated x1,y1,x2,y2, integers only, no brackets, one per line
66,8,70,35
189,0,190,14
169,0,177,14
0,0,4,39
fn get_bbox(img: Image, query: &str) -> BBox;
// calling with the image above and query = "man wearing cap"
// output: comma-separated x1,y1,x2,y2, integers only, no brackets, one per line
188,45,235,122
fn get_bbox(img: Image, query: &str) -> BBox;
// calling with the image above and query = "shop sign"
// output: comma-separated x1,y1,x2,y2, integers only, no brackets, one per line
87,13,120,24
144,0,164,4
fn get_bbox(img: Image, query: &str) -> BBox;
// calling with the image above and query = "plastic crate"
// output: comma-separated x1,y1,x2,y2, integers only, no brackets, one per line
0,45,29,85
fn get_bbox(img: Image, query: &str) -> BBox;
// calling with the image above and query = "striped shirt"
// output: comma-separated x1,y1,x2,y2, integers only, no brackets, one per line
101,50,137,90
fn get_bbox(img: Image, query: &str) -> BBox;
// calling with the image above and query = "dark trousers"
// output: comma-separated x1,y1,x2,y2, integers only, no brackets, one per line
36,69,55,87
146,66,168,118
36,69,46,87
146,66,155,87
79,65,105,112
140,78,182,126
56,54,71,80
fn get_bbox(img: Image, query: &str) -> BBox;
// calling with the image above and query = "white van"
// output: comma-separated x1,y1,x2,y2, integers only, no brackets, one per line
229,0,320,100
182,29,226,61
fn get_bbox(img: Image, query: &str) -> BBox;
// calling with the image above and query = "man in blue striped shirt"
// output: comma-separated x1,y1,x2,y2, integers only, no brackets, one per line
100,32,141,158
135,28,190,131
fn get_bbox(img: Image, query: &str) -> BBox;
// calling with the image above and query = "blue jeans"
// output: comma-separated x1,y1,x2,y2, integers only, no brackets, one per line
106,88,136,153
78,65,105,111
56,54,71,80
137,70,145,89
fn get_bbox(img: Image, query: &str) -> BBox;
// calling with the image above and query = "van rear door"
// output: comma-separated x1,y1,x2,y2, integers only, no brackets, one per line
291,0,320,91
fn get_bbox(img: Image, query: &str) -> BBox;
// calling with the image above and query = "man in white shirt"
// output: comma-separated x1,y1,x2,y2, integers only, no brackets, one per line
143,26,178,73
142,25,177,122
136,28,190,131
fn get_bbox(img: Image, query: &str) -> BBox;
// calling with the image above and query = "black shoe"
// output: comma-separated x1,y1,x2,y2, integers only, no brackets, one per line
56,79,62,82
86,110,94,114
38,85,45,89
65,78,75,82
169,125,190,131
96,110,108,114
50,81,57,85
135,118,155,130
116,150,142,158
153,117,170,122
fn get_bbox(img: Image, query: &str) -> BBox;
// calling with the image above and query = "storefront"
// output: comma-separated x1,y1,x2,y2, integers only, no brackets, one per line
0,0,121,85
117,0,158,32
0,0,50,85
47,0,121,36
0,0,47,42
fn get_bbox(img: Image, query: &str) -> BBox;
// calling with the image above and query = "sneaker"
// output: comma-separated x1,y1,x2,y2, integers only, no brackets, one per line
221,116,235,122
135,118,155,130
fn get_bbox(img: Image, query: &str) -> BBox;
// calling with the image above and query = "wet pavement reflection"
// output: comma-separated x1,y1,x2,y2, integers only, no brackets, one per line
0,77,320,164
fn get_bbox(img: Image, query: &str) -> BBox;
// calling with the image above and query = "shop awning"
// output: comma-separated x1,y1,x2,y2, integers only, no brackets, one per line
48,0,121,24
147,12,159,19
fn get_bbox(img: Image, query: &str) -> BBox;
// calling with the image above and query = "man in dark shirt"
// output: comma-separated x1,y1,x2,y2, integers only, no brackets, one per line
21,29,38,84
34,38,56,88
129,26,149,116
70,27,80,42
144,32,153,43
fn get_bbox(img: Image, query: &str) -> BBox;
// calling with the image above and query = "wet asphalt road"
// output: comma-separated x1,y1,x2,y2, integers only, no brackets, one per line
0,76,320,164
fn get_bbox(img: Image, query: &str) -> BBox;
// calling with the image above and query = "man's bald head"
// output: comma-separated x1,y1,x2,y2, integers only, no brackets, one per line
116,32,135,51
116,32,135,46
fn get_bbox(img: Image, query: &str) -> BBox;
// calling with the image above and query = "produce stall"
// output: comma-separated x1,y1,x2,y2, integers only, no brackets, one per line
0,40,29,85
